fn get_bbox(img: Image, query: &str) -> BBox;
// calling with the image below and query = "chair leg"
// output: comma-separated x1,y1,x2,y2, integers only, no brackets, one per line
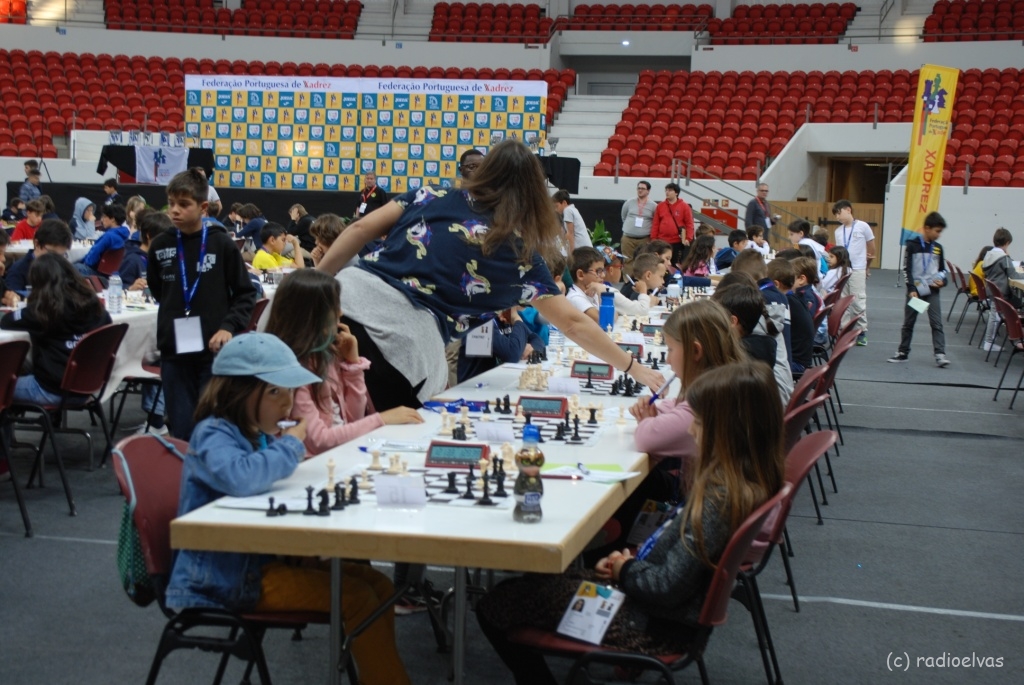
739,575,776,685
783,526,794,557
994,329,1009,368
779,540,799,612
27,411,76,516
211,626,238,685
813,462,829,505
954,298,973,333
697,656,710,685
825,394,844,446
946,290,962,321
2,436,33,537
822,449,838,494
748,574,784,685
832,379,843,413
110,384,133,436
805,474,823,525
93,402,115,469
1009,364,1024,410
993,349,1019,400
968,306,986,346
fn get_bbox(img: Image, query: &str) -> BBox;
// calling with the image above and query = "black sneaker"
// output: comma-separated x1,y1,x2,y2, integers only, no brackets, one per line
394,585,442,616
887,352,909,363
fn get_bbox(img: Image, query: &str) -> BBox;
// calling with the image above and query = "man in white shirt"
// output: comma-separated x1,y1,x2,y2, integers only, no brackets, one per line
831,199,876,346
620,181,656,260
554,189,591,252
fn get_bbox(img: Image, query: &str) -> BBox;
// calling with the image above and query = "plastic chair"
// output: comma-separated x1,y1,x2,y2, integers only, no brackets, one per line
112,434,348,685
738,430,837,685
244,297,270,333
945,262,970,321
96,247,126,278
507,483,793,685
108,363,162,435
0,339,33,536
12,322,128,480
965,273,990,346
991,297,1024,407
814,330,858,451
783,395,831,524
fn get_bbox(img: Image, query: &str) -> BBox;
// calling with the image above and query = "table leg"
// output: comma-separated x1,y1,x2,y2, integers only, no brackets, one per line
330,558,343,685
453,565,468,685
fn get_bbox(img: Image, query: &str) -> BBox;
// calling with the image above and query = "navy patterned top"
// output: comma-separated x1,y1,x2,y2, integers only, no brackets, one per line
357,186,560,342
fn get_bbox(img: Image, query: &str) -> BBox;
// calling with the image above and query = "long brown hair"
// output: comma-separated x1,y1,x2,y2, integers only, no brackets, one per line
194,375,267,446
681,361,786,567
462,140,561,265
662,299,747,397
27,252,104,332
264,269,340,412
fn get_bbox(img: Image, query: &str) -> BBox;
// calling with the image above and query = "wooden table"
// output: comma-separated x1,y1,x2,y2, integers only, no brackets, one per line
1010,278,1024,291
172,386,650,684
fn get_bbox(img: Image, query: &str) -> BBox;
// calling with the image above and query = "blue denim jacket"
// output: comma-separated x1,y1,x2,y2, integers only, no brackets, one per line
164,417,305,611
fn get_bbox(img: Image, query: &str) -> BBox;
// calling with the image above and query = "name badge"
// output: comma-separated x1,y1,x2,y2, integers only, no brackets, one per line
358,202,367,214
464,321,494,357
634,216,644,228
173,317,204,354
764,217,772,229
557,581,625,645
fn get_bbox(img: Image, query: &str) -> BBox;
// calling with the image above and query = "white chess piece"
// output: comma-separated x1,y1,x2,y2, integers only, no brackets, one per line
400,460,409,475
369,449,383,471
326,458,336,491
514,405,525,424
360,469,373,489
460,405,470,426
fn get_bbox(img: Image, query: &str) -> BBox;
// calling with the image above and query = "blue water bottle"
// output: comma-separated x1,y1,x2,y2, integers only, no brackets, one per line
598,291,615,332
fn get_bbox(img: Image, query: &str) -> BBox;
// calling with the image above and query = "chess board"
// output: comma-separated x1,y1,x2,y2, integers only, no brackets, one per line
485,413,604,447
356,467,516,509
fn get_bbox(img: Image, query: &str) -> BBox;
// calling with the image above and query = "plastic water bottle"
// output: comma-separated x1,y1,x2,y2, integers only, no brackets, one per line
513,425,545,523
107,272,123,314
598,291,616,332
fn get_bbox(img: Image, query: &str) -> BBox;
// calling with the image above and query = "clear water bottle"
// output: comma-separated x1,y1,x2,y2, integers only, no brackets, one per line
107,272,123,314
513,424,545,523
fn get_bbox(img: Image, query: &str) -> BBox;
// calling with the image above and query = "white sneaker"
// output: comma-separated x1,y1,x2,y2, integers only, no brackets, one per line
935,354,951,368
982,341,1002,352
134,423,169,436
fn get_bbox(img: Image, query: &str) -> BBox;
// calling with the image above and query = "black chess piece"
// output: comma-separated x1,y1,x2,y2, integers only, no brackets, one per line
303,486,316,515
571,418,582,442
266,496,279,517
524,412,532,425
563,410,571,429
609,378,620,396
495,396,503,413
553,423,565,441
494,470,508,497
651,358,659,371
452,427,460,441
317,489,331,516
623,379,635,398
444,472,460,494
646,351,653,364
477,473,495,506
461,471,476,500
348,476,360,504
588,407,598,425
332,483,347,510
631,319,638,331
660,351,666,363
492,457,500,478
502,395,511,414
482,400,491,414
585,368,594,389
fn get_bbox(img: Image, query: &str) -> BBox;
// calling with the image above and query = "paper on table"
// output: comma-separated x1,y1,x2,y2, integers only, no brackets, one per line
620,331,645,344
548,377,581,394
474,421,516,443
374,474,427,508
907,296,930,313
542,464,640,483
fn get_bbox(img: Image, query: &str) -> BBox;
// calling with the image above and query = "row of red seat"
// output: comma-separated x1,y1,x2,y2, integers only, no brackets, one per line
931,0,1023,14
428,16,556,42
435,2,541,19
732,2,857,20
923,0,1024,39
106,7,360,37
566,3,712,31
0,0,27,25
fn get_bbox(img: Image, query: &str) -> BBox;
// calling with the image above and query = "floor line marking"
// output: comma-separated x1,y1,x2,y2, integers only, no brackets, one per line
0,532,116,545
839,403,1014,416
760,594,1024,622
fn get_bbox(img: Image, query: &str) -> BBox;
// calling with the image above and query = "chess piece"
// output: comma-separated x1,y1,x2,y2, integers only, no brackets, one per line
630,319,638,332
588,407,598,425
348,476,361,504
653,330,663,346
438,407,448,433
369,449,383,471
503,395,511,414
400,460,409,475
266,496,280,517
444,472,460,494
646,352,653,364
613,331,622,342
461,467,476,500
495,396,504,413
514,405,525,424
360,469,373,488
332,483,347,510
553,423,566,441
523,412,532,425
651,358,659,371
597,406,605,422
477,473,495,506
494,469,508,497
585,369,594,389
616,410,627,426
326,458,336,491
303,486,316,515
317,489,331,516
660,351,666,363
570,418,582,442
482,400,491,414
460,405,471,427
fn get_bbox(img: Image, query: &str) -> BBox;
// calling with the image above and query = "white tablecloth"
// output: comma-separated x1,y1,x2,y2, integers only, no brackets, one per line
6,240,91,263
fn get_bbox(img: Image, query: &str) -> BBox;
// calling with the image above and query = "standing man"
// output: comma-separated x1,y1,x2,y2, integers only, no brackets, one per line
355,171,388,219
832,199,876,346
745,182,779,234
19,169,42,203
620,181,656,260
650,182,694,267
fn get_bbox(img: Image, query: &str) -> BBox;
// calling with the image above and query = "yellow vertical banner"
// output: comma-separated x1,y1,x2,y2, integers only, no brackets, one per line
900,64,959,244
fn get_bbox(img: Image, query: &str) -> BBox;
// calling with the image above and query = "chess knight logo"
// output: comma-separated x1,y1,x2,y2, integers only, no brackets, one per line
918,72,948,146
151,148,167,181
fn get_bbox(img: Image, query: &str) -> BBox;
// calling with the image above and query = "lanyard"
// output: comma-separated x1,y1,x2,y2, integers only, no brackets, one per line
919,236,933,274
361,186,377,203
841,224,853,249
636,197,648,216
757,197,769,212
176,225,208,316
636,502,686,561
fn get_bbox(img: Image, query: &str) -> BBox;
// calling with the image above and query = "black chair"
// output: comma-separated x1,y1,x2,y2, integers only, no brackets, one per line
0,339,33,536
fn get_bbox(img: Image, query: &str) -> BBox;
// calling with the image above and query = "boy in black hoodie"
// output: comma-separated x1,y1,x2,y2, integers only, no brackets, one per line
147,169,257,440
889,212,949,367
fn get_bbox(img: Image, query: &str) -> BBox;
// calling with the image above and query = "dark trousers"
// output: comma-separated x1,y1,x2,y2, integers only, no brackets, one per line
899,291,945,355
341,316,425,411
161,355,213,441
477,607,559,685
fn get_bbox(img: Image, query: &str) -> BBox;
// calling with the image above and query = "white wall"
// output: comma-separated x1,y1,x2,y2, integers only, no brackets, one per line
558,30,697,58
577,175,757,213
691,41,1024,74
0,25,554,70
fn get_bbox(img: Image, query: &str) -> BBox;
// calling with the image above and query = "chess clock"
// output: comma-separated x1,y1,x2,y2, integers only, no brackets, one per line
641,322,664,336
617,342,643,359
425,441,491,469
570,361,613,381
516,395,569,419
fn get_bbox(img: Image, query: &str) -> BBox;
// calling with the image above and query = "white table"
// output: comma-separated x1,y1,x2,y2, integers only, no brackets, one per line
172,397,650,684
6,239,91,263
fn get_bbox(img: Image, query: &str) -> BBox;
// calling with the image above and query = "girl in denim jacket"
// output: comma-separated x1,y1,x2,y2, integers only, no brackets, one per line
165,333,411,685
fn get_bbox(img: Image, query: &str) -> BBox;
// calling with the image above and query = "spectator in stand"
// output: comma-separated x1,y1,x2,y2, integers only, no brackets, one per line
3,198,25,224
19,169,42,203
11,199,45,242
651,182,694,267
620,180,656,260
287,204,316,254
102,178,122,206
69,197,98,240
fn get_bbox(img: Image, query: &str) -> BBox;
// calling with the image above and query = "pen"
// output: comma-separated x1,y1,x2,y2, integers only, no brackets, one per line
647,372,677,405
576,462,591,477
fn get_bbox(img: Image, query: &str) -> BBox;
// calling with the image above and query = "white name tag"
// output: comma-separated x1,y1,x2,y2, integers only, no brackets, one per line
173,317,204,354
358,202,367,214
634,216,644,228
557,581,625,645
464,321,494,357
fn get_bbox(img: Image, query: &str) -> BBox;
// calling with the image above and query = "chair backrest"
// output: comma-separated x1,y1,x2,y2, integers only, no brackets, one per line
96,247,127,277
85,275,106,293
698,482,792,627
0,339,31,414
815,335,857,397
783,395,829,453
835,313,863,341
948,262,967,292
968,272,987,303
984,277,1002,301
784,429,838,502
827,294,854,338
112,434,188,578
60,322,129,396
811,302,833,331
785,363,827,414
244,297,270,333
993,296,1024,339
832,271,852,297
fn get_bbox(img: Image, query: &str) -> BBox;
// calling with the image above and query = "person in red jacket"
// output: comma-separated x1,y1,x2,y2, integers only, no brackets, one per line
650,182,694,267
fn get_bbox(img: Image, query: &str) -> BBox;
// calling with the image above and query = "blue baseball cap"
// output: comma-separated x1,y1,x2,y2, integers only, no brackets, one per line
212,333,321,388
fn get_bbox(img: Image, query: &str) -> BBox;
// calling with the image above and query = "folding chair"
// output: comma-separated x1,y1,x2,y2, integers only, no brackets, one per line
783,395,831,523
814,329,858,451
0,340,33,536
506,484,792,685
244,297,271,333
991,297,1024,407
983,278,1006,362
960,273,989,344
945,262,970,321
112,434,354,685
109,363,163,435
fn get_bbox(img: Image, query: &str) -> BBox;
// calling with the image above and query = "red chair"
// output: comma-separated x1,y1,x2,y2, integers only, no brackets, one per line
991,296,1024,407
782,395,831,525
813,331,858,452
0,339,33,537
508,483,793,685
96,247,127,277
245,298,271,332
945,262,970,322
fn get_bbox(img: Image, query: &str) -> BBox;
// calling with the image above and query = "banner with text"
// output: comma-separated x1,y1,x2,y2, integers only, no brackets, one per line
184,76,548,191
900,64,959,244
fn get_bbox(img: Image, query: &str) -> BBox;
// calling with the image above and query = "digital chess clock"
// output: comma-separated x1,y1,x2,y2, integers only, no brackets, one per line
641,322,664,336
570,361,613,381
617,342,643,358
425,441,491,469
516,395,569,419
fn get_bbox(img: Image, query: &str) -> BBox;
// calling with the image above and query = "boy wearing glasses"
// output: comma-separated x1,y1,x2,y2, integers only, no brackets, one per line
568,247,651,321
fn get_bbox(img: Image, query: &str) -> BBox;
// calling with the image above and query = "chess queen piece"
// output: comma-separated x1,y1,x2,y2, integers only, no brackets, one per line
513,425,545,523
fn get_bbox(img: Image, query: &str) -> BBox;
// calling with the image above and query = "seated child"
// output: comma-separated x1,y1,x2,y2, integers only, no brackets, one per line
309,213,348,267
769,259,813,374
458,307,547,384
791,256,827,345
567,247,651,320
264,270,423,456
165,333,412,685
712,273,780,370
121,211,173,291
5,219,74,297
251,222,304,272
982,227,1024,351
714,229,750,272
678,234,717,278
2,197,25,224
476,361,785,683
10,199,44,242
618,253,665,305
821,245,853,294
600,246,625,286
75,204,130,281
69,197,98,240
788,220,827,276
969,245,993,300
747,225,770,256
0,253,112,405
515,254,566,351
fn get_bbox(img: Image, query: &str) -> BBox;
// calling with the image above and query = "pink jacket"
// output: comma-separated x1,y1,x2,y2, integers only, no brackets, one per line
633,398,698,466
292,357,385,456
